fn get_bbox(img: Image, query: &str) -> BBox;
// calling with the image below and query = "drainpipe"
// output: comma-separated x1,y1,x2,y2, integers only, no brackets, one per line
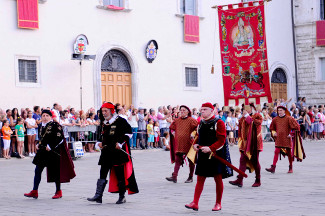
291,0,299,100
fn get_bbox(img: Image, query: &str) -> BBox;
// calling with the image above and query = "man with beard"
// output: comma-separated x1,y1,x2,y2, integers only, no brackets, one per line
87,102,138,204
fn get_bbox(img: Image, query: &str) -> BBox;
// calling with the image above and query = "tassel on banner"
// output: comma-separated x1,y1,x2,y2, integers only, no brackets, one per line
211,65,215,74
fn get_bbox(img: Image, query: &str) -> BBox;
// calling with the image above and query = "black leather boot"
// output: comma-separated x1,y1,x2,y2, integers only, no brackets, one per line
116,181,126,204
87,179,107,203
116,194,126,204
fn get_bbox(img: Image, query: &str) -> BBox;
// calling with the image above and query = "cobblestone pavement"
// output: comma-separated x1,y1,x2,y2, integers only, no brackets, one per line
0,140,325,216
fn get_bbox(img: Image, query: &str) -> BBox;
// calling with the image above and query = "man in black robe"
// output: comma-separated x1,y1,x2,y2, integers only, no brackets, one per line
24,110,76,199
87,102,138,204
185,103,232,212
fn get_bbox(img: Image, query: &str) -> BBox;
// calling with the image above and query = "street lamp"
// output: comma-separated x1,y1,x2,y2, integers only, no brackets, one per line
71,54,96,111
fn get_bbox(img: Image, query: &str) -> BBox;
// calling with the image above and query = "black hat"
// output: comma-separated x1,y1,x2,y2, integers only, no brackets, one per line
41,109,52,116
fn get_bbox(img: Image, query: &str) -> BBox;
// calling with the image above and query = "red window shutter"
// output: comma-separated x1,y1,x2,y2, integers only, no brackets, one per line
184,15,200,43
17,0,39,29
316,20,325,46
107,5,125,10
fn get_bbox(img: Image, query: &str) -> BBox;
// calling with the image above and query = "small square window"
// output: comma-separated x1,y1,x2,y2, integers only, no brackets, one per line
15,55,41,88
320,57,325,80
18,59,37,83
180,0,197,16
103,0,123,7
185,67,198,87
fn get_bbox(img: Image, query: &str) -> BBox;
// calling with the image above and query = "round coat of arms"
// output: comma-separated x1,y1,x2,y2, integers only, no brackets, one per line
145,40,158,63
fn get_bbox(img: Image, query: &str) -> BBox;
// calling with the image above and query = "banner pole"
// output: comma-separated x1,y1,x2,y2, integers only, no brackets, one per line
212,0,272,9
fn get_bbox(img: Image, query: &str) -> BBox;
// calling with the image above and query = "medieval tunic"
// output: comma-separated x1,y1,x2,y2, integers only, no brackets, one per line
33,121,75,183
236,113,263,176
169,116,198,154
270,115,300,148
238,113,263,152
99,116,139,194
195,117,232,178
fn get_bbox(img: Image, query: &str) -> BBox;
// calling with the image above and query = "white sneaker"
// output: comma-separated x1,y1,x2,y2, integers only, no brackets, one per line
29,153,33,157
32,153,36,156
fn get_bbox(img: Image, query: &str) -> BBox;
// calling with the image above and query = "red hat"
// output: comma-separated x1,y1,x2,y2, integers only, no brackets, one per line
180,105,191,117
101,102,115,114
201,102,214,110
277,105,290,116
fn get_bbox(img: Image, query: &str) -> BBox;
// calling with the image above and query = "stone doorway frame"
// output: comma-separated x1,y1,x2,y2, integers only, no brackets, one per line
93,42,139,109
269,61,295,102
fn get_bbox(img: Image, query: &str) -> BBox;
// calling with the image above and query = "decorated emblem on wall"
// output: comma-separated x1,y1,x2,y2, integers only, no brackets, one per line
74,34,89,54
145,40,158,63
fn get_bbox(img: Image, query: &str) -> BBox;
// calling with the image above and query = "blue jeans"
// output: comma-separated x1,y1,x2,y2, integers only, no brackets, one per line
130,127,138,148
160,128,169,137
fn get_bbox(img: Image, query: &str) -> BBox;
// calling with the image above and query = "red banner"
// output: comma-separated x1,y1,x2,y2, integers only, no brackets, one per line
184,15,200,43
316,20,325,46
17,0,39,29
217,1,272,106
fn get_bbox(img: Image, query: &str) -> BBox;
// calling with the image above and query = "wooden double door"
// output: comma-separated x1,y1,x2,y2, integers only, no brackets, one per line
271,83,287,101
101,71,132,107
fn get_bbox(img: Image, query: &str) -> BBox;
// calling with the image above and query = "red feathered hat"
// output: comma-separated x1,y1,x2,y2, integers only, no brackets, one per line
201,102,214,110
50,110,56,118
101,102,115,114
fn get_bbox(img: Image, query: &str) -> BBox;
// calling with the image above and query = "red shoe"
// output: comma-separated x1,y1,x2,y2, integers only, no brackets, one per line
288,165,293,173
166,176,177,183
265,165,276,173
229,179,243,187
212,203,222,211
252,178,261,187
185,202,199,211
252,182,261,187
24,190,38,199
52,190,62,199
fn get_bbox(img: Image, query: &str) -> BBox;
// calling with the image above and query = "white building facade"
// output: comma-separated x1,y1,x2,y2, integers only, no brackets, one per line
0,0,296,111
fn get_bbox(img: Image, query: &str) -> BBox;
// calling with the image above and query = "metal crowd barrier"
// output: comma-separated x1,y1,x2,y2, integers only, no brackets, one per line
65,125,99,159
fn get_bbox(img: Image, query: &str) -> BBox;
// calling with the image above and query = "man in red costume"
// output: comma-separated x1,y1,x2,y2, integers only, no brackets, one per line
87,102,138,204
166,105,198,183
229,104,263,187
24,110,76,199
265,105,301,173
185,102,232,212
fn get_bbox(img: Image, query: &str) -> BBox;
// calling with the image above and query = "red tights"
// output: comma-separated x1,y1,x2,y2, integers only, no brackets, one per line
273,147,292,167
193,174,223,205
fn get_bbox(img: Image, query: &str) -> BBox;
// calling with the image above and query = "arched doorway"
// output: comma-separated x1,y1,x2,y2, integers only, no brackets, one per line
101,49,132,106
271,68,287,100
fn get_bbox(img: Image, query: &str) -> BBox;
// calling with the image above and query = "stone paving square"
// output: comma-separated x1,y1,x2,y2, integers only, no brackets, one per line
0,140,325,216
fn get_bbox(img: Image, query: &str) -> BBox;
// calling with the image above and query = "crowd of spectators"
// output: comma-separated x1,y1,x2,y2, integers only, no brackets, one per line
1,97,324,159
